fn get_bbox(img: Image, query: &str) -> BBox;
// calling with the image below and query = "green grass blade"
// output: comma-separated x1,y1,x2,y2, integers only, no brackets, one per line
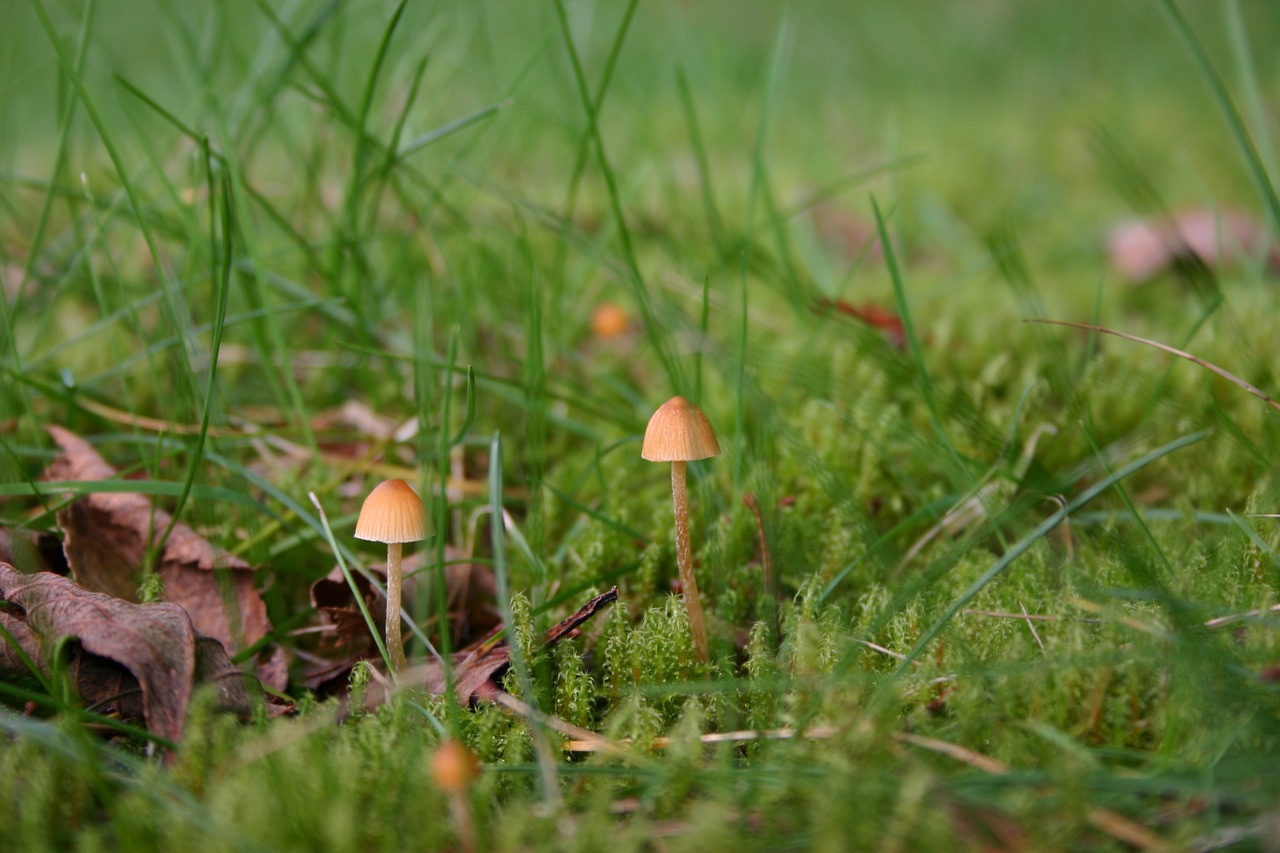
111,73,325,275
28,0,200,413
335,0,408,299
308,492,394,674
676,68,724,250
557,0,639,261
890,429,1208,675
872,196,967,475
0,480,268,510
152,152,234,563
394,100,509,163
14,0,94,311
1158,0,1280,235
1227,509,1280,571
488,431,558,804
550,0,681,392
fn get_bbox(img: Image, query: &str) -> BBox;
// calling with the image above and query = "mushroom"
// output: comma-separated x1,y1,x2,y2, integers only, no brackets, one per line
355,478,430,673
431,738,480,853
642,395,721,662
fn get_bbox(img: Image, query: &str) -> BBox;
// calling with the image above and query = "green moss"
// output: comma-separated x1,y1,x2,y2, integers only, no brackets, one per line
553,642,596,730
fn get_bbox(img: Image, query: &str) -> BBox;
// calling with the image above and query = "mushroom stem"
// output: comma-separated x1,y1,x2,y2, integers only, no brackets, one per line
671,460,709,662
448,791,476,853
385,541,408,673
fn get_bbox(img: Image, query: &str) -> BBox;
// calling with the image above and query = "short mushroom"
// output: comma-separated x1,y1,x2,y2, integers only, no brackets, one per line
355,479,430,673
642,395,720,662
431,738,480,853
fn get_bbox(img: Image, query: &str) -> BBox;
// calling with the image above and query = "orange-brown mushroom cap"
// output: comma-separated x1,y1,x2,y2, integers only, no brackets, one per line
354,479,429,543
641,396,721,462
431,739,481,793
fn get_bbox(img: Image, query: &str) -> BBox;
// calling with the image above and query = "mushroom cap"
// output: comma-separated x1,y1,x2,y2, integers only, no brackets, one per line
354,479,430,543
431,739,480,793
641,396,721,462
591,302,631,340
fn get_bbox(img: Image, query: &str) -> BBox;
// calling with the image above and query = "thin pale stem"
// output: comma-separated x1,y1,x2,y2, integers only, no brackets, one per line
449,791,476,853
386,541,408,673
672,460,709,662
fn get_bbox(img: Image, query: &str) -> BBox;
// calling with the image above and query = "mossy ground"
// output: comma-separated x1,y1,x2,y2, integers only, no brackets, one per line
2,1,1280,850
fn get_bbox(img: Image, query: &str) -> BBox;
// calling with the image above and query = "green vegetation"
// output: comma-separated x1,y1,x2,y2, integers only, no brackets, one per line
3,0,1280,849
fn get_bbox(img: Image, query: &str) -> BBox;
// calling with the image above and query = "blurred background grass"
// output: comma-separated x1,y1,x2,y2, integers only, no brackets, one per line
4,1,1278,380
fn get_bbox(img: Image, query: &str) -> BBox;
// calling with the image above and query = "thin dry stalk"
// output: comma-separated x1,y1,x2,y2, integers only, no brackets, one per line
562,725,839,753
854,638,911,662
898,732,1169,850
486,688,624,756
1020,601,1046,651
963,608,1100,623
895,732,1009,774
742,493,774,597
1203,603,1280,629
553,718,1169,849
1028,319,1280,413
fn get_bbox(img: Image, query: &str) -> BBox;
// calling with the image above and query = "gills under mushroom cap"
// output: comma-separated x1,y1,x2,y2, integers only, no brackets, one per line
641,396,721,462
354,479,429,543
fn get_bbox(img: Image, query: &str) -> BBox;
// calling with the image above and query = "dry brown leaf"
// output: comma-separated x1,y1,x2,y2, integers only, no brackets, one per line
814,298,907,349
0,562,251,742
1106,208,1279,282
42,426,285,691
0,607,40,673
307,548,500,685
310,400,399,441
363,586,618,707
309,564,389,657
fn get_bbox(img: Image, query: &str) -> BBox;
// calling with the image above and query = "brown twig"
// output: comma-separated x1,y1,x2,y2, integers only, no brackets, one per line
1203,603,1280,630
854,638,911,663
964,608,1102,624
485,688,624,756
897,732,1169,850
1020,601,1046,652
562,725,839,753
742,493,774,598
555,719,1169,850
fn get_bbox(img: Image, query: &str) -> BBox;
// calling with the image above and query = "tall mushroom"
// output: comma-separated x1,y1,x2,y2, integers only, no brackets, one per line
642,396,720,662
355,479,429,673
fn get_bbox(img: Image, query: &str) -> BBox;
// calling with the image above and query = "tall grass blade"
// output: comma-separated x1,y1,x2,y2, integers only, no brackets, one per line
676,69,724,249
153,150,233,561
309,492,394,674
872,197,965,470
28,0,200,413
890,429,1207,675
550,0,681,392
1157,0,1280,235
487,431,559,805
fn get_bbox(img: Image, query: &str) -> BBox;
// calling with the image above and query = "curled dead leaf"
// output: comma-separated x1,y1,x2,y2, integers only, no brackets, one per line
41,426,285,691
0,563,251,743
305,548,500,691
